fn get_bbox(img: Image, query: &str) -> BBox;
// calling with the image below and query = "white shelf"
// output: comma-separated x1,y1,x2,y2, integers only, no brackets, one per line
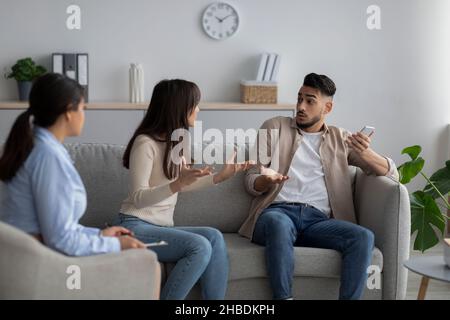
0,101,295,111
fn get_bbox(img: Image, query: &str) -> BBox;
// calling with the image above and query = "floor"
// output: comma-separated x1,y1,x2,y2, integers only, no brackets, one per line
405,243,450,300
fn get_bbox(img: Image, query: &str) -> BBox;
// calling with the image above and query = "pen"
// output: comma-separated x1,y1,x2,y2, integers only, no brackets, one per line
145,241,168,247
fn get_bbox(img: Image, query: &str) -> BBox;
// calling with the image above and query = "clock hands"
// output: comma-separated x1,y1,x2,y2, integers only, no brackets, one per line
215,14,234,23
221,14,233,21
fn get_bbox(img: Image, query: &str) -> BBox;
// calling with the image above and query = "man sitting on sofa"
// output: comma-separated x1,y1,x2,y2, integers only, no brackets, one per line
240,73,399,300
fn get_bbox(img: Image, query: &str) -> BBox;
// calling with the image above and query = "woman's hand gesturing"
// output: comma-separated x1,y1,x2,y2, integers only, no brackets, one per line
170,157,213,193
214,150,256,184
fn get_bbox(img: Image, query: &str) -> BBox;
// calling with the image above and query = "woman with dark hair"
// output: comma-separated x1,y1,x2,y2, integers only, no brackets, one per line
0,73,145,255
119,79,252,299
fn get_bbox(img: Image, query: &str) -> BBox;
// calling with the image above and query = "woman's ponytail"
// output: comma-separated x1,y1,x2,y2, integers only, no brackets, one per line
0,72,84,182
0,110,34,181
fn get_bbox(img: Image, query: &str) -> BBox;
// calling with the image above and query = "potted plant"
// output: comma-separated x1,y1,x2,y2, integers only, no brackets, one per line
398,145,450,265
4,57,47,101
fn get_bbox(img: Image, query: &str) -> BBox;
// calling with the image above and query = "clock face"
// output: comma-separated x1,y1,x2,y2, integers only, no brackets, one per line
202,2,239,40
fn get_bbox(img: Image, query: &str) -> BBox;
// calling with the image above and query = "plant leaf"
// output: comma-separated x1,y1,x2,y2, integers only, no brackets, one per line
401,145,422,160
423,160,450,199
411,191,446,252
6,58,47,81
398,157,425,184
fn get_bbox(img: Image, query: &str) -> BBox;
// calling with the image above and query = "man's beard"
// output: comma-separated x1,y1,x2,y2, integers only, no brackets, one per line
296,114,321,129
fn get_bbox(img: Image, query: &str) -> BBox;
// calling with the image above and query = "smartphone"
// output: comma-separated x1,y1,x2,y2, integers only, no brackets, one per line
145,240,168,247
360,126,375,137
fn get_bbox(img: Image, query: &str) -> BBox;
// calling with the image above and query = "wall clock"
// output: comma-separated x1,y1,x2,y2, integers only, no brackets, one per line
202,2,239,40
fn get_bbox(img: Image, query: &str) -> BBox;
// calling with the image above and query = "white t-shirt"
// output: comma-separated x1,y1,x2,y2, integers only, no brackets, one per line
274,129,331,215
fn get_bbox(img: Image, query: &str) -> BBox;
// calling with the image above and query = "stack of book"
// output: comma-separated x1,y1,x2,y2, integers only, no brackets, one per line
255,52,281,82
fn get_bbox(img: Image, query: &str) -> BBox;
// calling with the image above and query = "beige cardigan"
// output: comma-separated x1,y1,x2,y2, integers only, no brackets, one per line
120,134,215,226
239,117,399,239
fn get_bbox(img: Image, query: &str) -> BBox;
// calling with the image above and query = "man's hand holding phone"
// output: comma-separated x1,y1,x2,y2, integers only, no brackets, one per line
346,126,375,154
360,126,375,137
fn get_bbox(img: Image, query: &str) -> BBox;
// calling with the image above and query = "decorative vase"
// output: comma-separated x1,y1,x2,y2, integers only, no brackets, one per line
129,63,144,103
444,239,450,268
17,81,32,101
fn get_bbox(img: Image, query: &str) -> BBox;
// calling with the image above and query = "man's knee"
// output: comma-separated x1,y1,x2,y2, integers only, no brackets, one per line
259,212,296,242
352,226,375,250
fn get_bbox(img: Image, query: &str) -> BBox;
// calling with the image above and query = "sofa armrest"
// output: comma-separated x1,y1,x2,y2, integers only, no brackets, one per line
55,249,161,300
354,169,411,300
0,222,160,299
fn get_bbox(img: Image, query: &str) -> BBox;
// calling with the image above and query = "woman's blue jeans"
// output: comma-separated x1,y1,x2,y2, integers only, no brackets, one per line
118,213,229,300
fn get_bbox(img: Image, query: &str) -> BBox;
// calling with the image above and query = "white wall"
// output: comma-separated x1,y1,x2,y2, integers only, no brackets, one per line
0,0,449,191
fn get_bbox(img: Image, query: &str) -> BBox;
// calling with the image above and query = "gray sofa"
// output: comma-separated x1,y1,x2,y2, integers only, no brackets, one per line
0,143,411,299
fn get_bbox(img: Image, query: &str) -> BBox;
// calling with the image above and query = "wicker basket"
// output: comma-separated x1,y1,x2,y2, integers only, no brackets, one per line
240,81,277,104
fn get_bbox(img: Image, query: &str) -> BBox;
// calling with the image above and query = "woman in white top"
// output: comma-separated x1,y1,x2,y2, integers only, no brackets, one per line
118,79,252,300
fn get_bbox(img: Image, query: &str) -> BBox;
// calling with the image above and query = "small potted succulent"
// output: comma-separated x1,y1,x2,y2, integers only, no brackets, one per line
4,57,47,101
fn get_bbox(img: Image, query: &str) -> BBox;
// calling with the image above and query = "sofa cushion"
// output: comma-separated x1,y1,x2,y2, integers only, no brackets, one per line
175,167,253,232
65,143,128,228
223,233,383,281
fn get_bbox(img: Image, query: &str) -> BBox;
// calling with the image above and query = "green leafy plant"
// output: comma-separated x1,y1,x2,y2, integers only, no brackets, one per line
4,57,46,82
398,145,450,252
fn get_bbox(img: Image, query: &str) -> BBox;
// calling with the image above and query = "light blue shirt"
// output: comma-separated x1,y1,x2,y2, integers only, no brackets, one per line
0,127,120,256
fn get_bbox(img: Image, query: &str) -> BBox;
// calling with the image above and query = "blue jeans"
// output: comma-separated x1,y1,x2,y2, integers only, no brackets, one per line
252,203,374,300
117,213,229,300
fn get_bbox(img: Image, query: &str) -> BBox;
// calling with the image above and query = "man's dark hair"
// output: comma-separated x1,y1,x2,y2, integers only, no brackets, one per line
303,73,336,97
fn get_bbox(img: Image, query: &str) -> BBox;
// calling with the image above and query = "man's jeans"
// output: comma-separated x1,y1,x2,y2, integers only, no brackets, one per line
252,202,374,300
